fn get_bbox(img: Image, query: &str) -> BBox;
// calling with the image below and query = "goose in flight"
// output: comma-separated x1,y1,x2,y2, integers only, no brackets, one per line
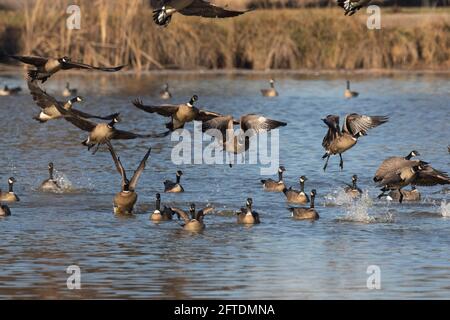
337,0,373,16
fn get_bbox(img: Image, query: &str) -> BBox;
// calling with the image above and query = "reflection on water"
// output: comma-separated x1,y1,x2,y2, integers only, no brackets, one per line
0,72,449,299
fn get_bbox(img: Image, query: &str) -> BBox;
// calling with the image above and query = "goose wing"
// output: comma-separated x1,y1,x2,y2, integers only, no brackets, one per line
170,207,190,223
342,113,388,136
129,147,152,190
179,0,247,18
197,207,214,222
202,115,235,142
321,115,340,149
70,109,118,121
107,143,128,189
374,157,419,182
194,109,225,122
240,114,287,133
61,60,126,72
132,99,179,117
112,129,147,140
413,166,450,186
27,80,61,110
9,55,48,66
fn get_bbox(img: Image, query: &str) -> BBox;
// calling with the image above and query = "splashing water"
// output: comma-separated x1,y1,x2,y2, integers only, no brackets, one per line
441,201,450,217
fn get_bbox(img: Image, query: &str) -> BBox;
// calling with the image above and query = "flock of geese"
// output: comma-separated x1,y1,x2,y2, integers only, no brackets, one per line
1,0,449,229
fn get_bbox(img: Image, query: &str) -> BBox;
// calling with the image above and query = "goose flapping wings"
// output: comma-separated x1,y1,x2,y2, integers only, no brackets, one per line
342,113,389,137
337,0,372,16
178,0,247,18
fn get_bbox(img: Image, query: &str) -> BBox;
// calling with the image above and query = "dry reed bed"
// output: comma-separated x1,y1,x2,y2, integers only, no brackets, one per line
3,0,450,70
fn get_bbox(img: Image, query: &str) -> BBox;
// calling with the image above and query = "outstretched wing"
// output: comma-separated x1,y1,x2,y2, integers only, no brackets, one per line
107,142,128,189
61,60,126,72
240,114,287,133
9,55,48,66
170,207,190,223
132,99,179,117
129,147,152,190
197,206,214,222
343,113,388,136
27,80,61,110
180,0,248,18
195,109,224,122
413,166,450,186
202,115,234,136
71,109,118,121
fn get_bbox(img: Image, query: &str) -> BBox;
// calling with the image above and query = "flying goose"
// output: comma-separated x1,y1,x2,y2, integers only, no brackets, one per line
344,80,359,98
107,144,151,215
28,80,116,123
261,166,286,192
283,176,310,204
151,0,248,27
40,162,63,192
202,114,287,156
9,55,125,83
344,174,362,198
160,83,172,100
62,82,77,97
0,85,21,96
150,193,175,221
171,203,214,232
132,95,225,135
337,0,372,16
261,79,278,97
164,170,184,193
0,202,11,217
236,198,260,224
289,190,319,220
373,150,421,183
322,113,388,171
0,177,20,202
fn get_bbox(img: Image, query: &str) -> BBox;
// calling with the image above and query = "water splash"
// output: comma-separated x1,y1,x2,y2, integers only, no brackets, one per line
441,201,450,217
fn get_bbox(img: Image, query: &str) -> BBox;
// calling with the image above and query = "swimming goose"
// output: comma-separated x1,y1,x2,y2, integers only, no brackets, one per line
0,177,20,202
344,80,359,98
164,170,184,193
236,198,260,224
9,55,125,83
62,82,77,97
337,0,372,16
171,203,214,232
0,85,21,96
40,162,63,192
388,186,421,202
344,174,362,198
152,0,248,27
160,83,172,100
283,176,310,204
150,193,174,221
373,151,421,183
132,96,225,135
0,202,11,217
289,190,319,220
107,144,151,215
202,114,287,156
28,80,116,123
261,79,278,97
261,166,286,192
322,113,388,171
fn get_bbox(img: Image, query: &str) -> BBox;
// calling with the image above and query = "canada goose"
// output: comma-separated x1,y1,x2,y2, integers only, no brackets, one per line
344,80,359,98
132,96,225,135
388,186,421,202
261,166,286,192
150,193,174,221
337,0,372,16
283,176,310,204
53,102,159,154
202,114,287,156
322,113,388,171
0,202,11,217
236,198,260,224
164,170,184,193
344,174,362,198
376,164,426,203
0,177,20,202
160,83,172,100
62,82,77,97
261,79,278,97
373,150,421,183
289,189,319,220
40,162,62,192
9,55,125,83
108,144,151,215
171,203,214,232
28,80,116,123
152,0,248,27
0,85,21,96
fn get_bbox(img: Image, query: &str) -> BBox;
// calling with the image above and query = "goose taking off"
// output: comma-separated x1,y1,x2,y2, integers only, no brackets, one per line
151,0,249,27
337,0,372,16
322,113,388,171
171,203,214,232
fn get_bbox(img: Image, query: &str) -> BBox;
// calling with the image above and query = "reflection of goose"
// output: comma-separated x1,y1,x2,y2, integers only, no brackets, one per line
289,190,319,220
0,85,22,96
40,162,63,193
62,82,77,97
171,203,214,232
260,79,278,97
236,198,260,224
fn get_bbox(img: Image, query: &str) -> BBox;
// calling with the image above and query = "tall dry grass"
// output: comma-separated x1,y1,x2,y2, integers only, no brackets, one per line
4,1,450,70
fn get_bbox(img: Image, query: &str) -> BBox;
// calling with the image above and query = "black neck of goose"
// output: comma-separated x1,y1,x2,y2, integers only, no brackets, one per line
8,181,13,193
108,119,116,128
278,171,283,182
346,81,350,90
270,82,274,89
352,180,357,189
176,175,181,184
310,194,315,209
49,167,54,180
300,181,305,192
405,153,413,160
156,198,161,211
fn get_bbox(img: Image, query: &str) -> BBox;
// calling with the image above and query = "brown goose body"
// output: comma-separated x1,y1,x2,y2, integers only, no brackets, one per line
0,203,11,217
237,198,260,224
344,175,362,198
261,166,286,192
40,162,63,193
388,188,421,202
114,191,138,215
171,204,213,232
283,176,309,204
290,190,319,220
0,178,19,203
150,193,174,221
164,170,184,193
374,151,421,183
